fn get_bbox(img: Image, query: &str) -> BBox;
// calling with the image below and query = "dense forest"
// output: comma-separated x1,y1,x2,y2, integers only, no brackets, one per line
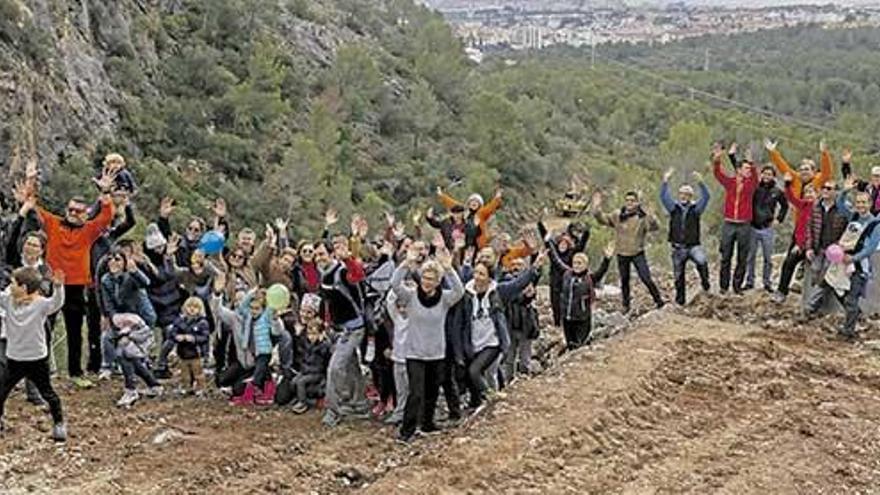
2,1,878,261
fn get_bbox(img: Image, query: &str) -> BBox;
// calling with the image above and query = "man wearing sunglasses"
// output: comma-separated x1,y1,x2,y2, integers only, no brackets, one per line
21,170,117,388
804,183,880,339
801,180,850,308
765,139,834,199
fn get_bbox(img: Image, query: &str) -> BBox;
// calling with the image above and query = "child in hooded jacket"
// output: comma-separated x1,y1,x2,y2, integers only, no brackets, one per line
170,297,211,394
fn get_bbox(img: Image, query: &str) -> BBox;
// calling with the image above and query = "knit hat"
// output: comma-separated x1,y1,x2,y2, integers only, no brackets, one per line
300,293,321,314
872,166,880,176
467,194,484,208
111,313,145,330
144,223,167,250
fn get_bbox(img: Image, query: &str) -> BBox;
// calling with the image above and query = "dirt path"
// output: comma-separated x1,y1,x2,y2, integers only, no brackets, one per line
2,311,880,494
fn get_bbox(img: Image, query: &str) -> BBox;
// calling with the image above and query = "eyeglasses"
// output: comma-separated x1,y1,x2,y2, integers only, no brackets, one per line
822,186,836,191
301,249,314,255
229,253,245,260
67,206,87,214
187,225,203,233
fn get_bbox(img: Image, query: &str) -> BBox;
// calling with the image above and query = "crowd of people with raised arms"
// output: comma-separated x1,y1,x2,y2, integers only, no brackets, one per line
0,140,878,444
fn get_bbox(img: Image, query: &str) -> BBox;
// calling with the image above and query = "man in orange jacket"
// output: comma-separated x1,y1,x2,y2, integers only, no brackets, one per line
20,169,117,388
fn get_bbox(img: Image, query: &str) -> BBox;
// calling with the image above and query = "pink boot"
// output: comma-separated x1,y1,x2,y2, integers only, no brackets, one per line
255,380,276,406
229,382,256,406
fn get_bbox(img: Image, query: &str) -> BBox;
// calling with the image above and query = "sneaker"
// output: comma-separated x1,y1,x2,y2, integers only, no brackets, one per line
97,369,113,381
51,423,67,442
145,386,164,398
395,431,415,445
771,292,786,304
291,401,309,414
71,376,94,389
26,395,47,407
116,389,139,408
419,423,441,435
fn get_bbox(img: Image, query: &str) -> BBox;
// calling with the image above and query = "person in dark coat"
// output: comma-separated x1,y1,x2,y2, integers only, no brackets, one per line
549,243,613,350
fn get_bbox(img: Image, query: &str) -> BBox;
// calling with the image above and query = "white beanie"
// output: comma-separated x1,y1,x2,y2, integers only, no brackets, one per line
467,193,484,208
872,166,880,176
144,223,167,250
300,293,322,314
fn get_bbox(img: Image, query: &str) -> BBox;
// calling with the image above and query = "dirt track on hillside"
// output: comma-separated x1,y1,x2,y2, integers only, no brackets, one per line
2,294,880,494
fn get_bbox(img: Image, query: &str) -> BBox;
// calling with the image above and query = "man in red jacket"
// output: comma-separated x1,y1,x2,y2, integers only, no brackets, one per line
20,169,116,388
713,143,760,294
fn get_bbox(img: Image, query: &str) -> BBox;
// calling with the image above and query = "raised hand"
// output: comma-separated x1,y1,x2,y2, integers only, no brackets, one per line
392,221,406,239
213,271,227,294
167,233,181,256
405,245,421,267
711,142,724,161
522,229,540,251
844,175,857,191
842,148,852,163
93,168,118,193
591,191,603,209
264,224,277,246
494,187,503,200
728,142,737,155
819,139,827,153
51,270,65,286
431,231,446,250
763,138,777,152
435,247,453,270
691,171,703,183
533,249,548,267
350,214,363,237
325,208,339,227
159,197,175,218
663,168,674,183
274,218,289,236
384,211,396,227
411,209,422,227
25,158,39,182
213,198,227,218
604,242,616,259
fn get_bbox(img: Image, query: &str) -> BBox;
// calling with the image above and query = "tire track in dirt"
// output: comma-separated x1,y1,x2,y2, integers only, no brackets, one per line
3,311,880,494
361,314,880,494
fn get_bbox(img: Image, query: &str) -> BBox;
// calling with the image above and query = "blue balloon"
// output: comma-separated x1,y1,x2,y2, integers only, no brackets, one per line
199,231,226,255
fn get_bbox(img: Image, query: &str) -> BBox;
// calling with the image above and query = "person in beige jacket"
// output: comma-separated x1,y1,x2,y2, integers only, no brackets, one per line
592,191,665,313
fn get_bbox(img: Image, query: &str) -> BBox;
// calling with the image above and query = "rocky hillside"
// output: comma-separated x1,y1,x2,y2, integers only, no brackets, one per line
0,0,483,235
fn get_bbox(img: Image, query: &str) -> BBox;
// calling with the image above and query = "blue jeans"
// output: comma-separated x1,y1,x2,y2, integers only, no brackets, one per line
747,227,775,288
671,245,710,305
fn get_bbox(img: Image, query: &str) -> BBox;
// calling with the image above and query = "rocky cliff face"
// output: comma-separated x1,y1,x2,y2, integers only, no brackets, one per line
0,0,360,202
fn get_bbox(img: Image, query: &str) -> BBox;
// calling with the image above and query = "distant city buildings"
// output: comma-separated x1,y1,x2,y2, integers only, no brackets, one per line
429,2,880,58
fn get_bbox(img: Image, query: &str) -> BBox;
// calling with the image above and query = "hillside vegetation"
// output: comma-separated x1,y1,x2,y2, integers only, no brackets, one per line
1,3,876,253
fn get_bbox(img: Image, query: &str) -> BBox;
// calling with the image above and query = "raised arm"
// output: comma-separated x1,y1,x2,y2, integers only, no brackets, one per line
836,189,853,218
817,148,833,186
695,180,711,214
496,266,538,302
659,181,676,214
441,267,465,307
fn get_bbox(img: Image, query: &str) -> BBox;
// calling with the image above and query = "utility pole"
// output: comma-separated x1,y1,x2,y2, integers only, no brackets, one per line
703,47,710,72
590,32,596,69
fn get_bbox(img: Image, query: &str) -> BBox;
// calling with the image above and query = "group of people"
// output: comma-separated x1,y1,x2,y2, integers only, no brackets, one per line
0,139,877,444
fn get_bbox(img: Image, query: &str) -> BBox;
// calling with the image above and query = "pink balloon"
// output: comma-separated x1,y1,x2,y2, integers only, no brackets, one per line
825,244,844,263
